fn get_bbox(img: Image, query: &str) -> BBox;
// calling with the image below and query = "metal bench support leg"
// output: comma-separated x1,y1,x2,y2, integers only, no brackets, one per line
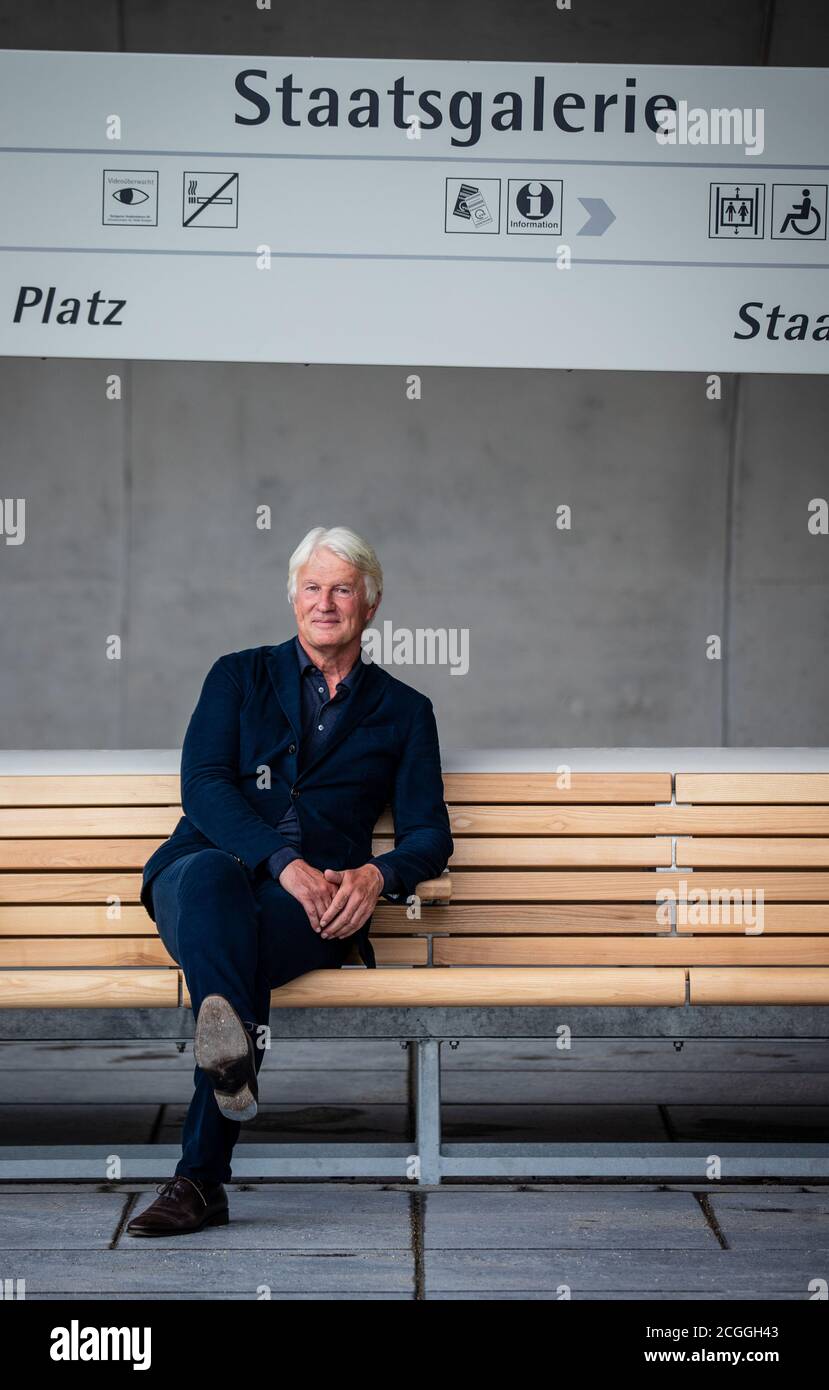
412,1038,442,1185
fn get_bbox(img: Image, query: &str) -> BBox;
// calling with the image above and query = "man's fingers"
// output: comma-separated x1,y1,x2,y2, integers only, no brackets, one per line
319,883,350,928
321,891,369,937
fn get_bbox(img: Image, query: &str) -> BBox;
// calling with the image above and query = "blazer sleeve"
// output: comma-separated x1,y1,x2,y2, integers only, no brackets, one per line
368,696,454,899
179,653,296,872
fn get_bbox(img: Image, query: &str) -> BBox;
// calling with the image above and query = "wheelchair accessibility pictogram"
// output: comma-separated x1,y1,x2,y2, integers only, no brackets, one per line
772,184,827,240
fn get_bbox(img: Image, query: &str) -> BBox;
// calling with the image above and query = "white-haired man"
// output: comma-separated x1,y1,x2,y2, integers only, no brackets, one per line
128,526,453,1236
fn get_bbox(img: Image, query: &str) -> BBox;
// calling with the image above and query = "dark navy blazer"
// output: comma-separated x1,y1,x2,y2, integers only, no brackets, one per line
140,638,454,968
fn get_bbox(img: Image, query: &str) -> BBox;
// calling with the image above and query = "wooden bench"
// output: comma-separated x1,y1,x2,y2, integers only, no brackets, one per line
2,767,829,1181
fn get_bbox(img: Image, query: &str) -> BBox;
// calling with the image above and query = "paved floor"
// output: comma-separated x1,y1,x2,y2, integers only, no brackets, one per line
0,1037,827,1299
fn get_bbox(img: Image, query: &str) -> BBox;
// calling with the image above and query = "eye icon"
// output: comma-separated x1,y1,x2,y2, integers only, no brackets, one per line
113,186,149,205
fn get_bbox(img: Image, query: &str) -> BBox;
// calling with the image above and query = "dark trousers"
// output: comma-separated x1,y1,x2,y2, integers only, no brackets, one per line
148,848,351,1184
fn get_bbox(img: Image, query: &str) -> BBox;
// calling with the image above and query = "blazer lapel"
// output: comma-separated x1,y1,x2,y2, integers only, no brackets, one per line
264,637,387,782
264,639,303,742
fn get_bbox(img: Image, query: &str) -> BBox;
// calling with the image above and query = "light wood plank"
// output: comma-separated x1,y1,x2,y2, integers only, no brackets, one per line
0,771,671,808
677,838,829,867
0,808,181,836
434,937,829,966
443,772,671,803
374,836,672,868
6,801,827,837
372,904,669,933
0,906,153,934
250,966,688,1008
677,774,829,804
448,870,829,902
0,872,449,906
371,903,829,934
688,967,829,1004
0,938,175,967
0,776,181,807
0,873,142,904
0,969,180,1008
0,840,164,870
438,804,829,835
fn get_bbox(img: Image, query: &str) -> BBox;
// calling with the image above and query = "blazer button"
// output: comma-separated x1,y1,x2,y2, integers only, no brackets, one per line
291,787,299,799
288,743,296,754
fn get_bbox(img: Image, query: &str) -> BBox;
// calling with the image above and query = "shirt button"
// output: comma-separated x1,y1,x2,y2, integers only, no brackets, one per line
291,787,299,799
318,723,324,731
288,743,296,754
318,686,324,694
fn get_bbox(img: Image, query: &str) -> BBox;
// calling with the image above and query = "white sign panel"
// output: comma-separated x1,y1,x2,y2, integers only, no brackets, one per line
0,49,828,372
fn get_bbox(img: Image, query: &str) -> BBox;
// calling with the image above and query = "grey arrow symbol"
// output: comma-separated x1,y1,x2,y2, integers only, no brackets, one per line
577,197,616,236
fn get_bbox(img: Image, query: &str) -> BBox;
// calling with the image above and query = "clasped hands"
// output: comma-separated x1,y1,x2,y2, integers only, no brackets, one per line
277,858,384,940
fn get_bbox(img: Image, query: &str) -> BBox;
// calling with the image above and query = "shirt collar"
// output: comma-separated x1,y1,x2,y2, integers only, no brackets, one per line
293,634,365,694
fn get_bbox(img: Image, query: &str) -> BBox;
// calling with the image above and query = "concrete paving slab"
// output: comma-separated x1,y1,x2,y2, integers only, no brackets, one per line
26,1291,413,1299
121,1185,411,1250
424,1190,716,1249
424,1249,828,1296
8,1249,414,1296
708,1191,829,1249
0,1193,127,1249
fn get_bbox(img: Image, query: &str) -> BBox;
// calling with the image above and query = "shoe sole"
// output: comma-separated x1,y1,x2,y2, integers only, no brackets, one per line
194,994,258,1122
127,1208,229,1238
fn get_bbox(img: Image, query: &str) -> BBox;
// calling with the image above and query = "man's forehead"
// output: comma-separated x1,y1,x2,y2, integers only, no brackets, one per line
298,550,360,581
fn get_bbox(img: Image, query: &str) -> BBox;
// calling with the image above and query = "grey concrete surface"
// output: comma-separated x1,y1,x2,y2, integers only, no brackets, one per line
0,1181,825,1299
0,1030,825,1299
0,3,827,750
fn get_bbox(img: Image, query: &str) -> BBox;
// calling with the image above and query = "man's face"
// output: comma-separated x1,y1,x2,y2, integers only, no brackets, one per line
292,546,378,656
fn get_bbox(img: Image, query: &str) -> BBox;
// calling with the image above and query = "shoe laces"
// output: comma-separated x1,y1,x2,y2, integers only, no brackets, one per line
155,1175,208,1207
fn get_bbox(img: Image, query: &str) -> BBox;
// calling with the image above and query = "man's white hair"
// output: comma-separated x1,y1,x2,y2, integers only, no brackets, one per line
287,526,383,607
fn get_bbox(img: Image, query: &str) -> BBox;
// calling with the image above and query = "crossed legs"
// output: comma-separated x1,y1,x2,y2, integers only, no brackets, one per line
148,848,350,1183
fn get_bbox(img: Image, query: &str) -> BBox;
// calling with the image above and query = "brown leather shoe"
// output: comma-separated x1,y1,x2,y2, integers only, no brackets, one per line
194,994,259,1122
126,1175,229,1238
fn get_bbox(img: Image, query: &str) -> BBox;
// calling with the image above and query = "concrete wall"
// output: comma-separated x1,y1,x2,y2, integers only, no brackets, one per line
0,0,827,749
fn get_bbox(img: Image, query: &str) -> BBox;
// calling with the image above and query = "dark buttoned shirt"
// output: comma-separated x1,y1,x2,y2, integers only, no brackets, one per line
266,636,402,897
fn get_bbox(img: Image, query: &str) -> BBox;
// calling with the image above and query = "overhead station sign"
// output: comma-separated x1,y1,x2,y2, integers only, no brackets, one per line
0,49,827,371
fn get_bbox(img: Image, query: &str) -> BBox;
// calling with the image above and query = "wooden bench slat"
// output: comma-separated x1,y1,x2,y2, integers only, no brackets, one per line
443,805,829,835
443,773,672,803
0,831,722,871
0,969,180,1008
0,938,176,967
677,774,829,804
275,966,688,1007
0,936,427,968
0,776,181,806
0,906,153,934
6,802,829,838
0,771,672,808
0,808,181,837
182,966,688,1009
373,903,829,933
0,872,449,905
379,837,673,868
373,904,672,933
0,873,142,904
688,967,829,1004
677,838,829,867
448,870,829,902
0,840,165,870
434,937,829,966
